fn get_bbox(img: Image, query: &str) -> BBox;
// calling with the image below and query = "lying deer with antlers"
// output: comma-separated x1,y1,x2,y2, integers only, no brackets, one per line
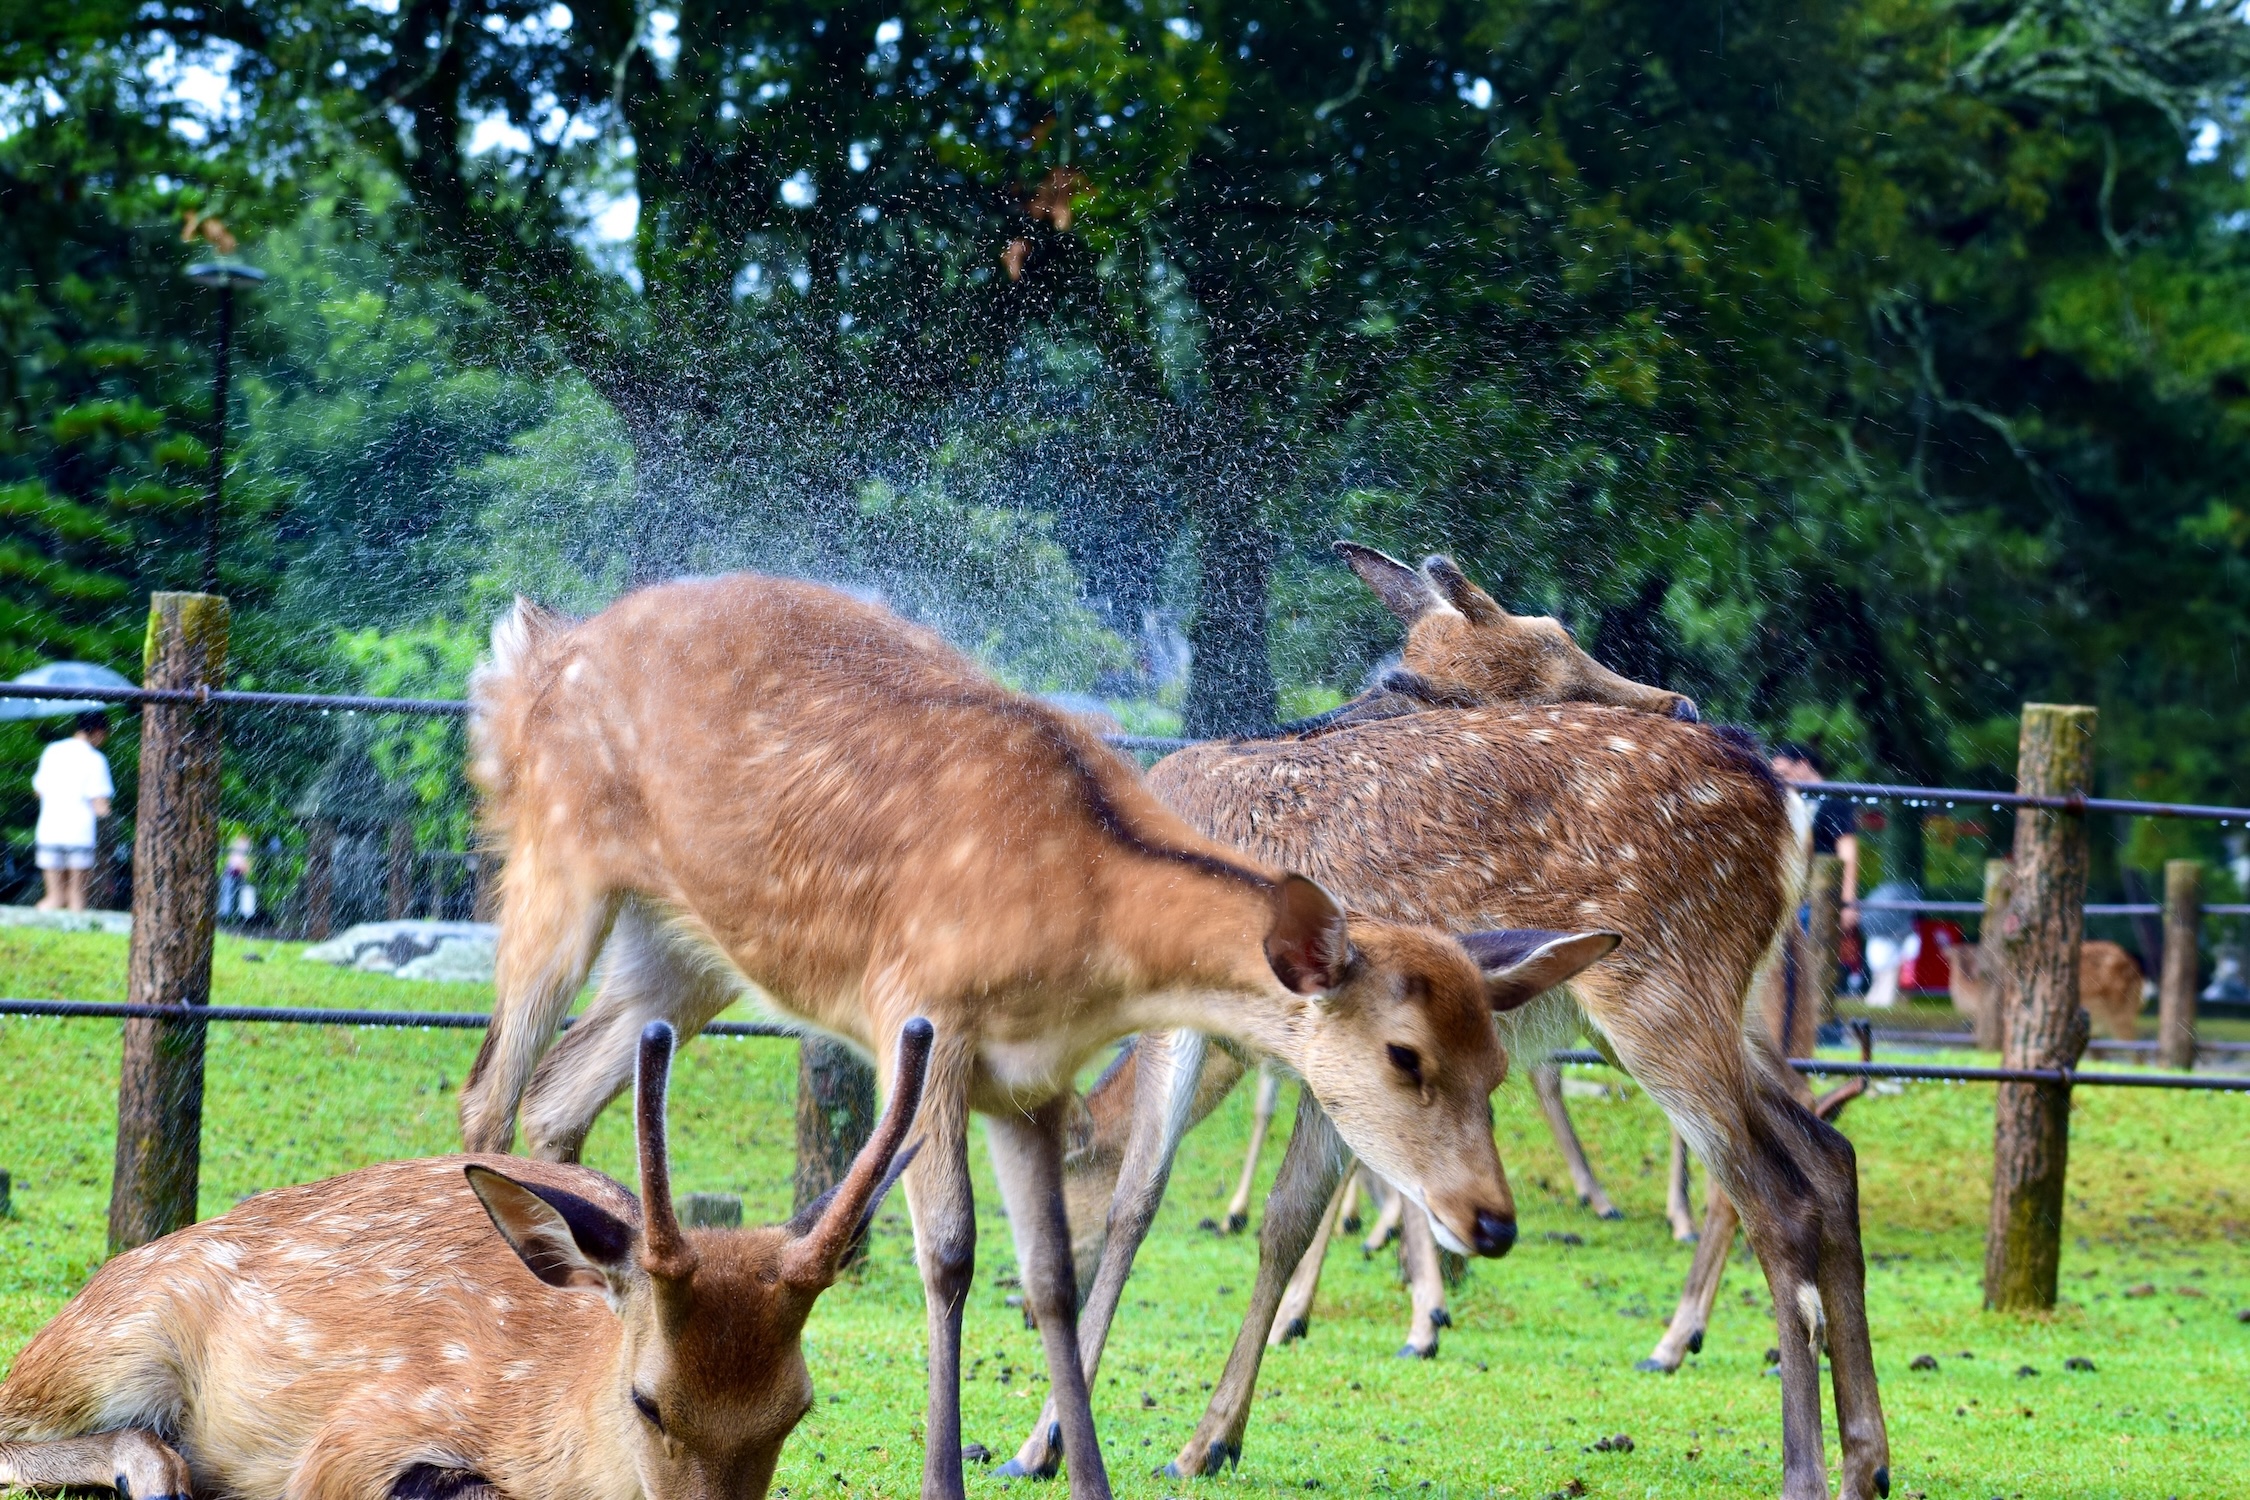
0,1019,926,1500
1005,559,1889,1499
458,574,1619,1500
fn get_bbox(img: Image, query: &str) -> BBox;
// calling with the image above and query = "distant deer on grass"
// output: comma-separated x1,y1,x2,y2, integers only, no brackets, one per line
457,574,1619,1500
1004,701,1886,1500
0,1019,927,1500
1936,932,2150,1043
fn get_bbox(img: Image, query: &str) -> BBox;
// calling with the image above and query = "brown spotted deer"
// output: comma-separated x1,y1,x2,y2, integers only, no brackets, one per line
1007,704,1890,1500
456,574,1620,1500
1938,933,2149,1043
0,1019,927,1500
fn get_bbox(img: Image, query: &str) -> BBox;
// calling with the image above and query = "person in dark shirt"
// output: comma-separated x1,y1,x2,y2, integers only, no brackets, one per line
1771,742,1859,937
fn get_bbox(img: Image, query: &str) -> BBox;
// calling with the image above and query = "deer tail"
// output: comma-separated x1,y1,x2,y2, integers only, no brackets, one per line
469,596,572,838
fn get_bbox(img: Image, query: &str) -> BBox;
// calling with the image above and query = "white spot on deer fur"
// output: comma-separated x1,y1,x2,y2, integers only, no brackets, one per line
1796,1284,1826,1356
442,1342,473,1363
563,659,585,683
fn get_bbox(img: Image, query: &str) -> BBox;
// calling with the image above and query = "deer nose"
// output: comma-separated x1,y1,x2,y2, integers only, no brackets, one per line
1669,696,1701,724
1471,1209,1517,1258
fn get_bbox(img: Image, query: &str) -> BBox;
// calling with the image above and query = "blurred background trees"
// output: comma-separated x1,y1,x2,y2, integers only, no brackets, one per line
3,0,2247,902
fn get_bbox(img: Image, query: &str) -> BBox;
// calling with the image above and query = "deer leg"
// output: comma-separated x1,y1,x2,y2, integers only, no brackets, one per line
1163,1095,1347,1480
1806,1115,1889,1500
1361,1176,1404,1255
986,1100,1114,1500
458,864,617,1153
1666,1129,1699,1241
1270,1164,1351,1345
1002,1031,1215,1480
1338,1165,1363,1233
0,1429,194,1497
1396,1197,1449,1359
519,901,740,1161
901,1056,978,1500
1638,1188,1740,1372
1222,1061,1282,1233
1531,1063,1620,1219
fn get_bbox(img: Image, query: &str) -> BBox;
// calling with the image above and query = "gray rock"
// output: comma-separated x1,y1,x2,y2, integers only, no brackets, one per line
0,905,131,935
302,920,497,982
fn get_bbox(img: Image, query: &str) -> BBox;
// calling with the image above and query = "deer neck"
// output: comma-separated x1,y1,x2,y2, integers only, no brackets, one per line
1099,861,1313,1066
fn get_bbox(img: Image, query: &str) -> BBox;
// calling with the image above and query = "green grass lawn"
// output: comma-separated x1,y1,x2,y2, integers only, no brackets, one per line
3,925,2246,1498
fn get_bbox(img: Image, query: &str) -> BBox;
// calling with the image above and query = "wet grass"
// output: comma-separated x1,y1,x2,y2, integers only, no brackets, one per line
2,925,2246,1497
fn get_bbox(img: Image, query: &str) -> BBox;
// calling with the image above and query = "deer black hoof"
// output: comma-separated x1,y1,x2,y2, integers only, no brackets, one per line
1429,1308,1452,1329
1686,1330,1704,1355
1875,1465,1890,1498
1224,1212,1248,1235
1633,1357,1673,1374
1398,1342,1437,1360
1341,1213,1362,1233
1597,1206,1623,1221
1277,1316,1307,1343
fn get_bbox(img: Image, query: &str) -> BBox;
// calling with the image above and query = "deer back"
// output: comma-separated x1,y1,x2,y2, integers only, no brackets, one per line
1149,704,1800,1033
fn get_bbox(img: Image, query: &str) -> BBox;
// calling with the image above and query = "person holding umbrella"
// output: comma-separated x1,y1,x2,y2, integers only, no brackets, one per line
34,712,114,911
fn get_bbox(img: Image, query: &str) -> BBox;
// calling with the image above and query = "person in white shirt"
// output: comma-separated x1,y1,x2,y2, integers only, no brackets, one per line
33,713,115,912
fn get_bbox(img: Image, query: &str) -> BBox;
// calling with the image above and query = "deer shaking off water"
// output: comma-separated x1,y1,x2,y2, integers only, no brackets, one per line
455,573,1616,1500
0,1020,929,1500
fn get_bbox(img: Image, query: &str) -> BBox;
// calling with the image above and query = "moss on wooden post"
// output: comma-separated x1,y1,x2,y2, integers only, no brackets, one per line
2159,860,2202,1072
110,592,229,1254
1983,703,2096,1313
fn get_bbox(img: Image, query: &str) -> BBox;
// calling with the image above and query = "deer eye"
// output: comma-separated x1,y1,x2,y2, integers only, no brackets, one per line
1386,1044,1423,1087
631,1390,665,1432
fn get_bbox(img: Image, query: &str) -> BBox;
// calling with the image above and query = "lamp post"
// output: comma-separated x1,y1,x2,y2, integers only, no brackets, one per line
184,261,265,593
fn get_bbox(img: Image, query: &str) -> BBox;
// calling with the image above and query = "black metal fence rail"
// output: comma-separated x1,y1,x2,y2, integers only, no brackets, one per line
7,998,2245,1091
1543,1047,2250,1092
9,680,2248,823
0,997,794,1038
1858,898,2250,917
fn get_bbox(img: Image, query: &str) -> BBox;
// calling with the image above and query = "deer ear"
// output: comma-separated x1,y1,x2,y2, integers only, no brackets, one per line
1266,874,1356,997
1336,541,1447,626
1458,929,1621,1012
1420,556,1504,626
467,1166,635,1296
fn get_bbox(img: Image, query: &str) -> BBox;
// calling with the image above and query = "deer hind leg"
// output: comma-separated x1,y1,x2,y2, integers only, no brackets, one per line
1222,1061,1282,1233
1531,1062,1620,1219
1638,1188,1740,1373
1361,1175,1404,1255
1270,1162,1351,1346
1003,1030,1217,1480
458,859,618,1153
1163,1096,1348,1481
1395,1196,1449,1359
986,1098,1115,1500
0,1429,193,1498
1338,1165,1363,1233
518,900,740,1162
1666,1130,1699,1241
901,1042,978,1500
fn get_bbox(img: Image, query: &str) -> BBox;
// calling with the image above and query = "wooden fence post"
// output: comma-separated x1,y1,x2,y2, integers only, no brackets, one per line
109,592,229,1254
2159,859,2202,1072
1983,703,2096,1312
794,1037,877,1268
1801,852,1844,1042
1973,858,2015,1052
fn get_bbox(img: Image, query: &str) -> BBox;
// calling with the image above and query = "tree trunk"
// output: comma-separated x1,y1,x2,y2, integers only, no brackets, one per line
1973,858,2014,1052
301,818,337,941
386,817,415,921
2158,859,2201,1071
795,1037,877,1268
1182,491,1276,738
110,592,229,1254
1984,703,2096,1313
